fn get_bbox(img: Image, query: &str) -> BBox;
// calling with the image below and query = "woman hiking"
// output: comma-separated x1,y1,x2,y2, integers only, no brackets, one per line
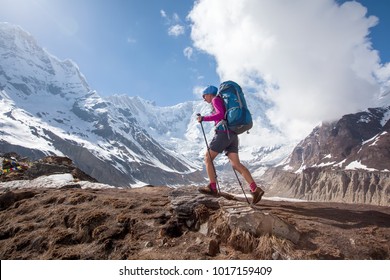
197,85,265,204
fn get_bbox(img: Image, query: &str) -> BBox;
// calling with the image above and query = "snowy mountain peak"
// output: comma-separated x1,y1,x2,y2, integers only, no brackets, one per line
0,22,89,102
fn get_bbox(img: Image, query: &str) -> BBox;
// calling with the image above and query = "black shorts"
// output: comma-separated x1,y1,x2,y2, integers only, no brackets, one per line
209,131,239,155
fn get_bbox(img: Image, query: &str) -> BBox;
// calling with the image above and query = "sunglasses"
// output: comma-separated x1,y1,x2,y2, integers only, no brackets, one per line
202,94,211,100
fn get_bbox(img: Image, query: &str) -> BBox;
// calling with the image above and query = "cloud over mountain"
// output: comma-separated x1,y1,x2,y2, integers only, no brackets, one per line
188,0,390,140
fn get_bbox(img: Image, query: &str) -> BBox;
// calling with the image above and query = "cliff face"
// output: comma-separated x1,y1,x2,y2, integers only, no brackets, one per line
264,168,390,206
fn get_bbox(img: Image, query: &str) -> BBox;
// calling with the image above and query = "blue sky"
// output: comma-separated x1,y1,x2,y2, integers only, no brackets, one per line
0,0,219,105
1,0,390,138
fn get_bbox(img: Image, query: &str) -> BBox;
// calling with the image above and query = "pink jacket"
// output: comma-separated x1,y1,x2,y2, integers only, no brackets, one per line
202,96,225,126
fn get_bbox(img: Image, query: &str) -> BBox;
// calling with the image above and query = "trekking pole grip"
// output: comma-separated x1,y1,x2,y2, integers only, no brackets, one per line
196,113,203,122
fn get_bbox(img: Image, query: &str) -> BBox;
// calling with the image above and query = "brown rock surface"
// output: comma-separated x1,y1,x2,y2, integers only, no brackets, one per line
0,186,389,260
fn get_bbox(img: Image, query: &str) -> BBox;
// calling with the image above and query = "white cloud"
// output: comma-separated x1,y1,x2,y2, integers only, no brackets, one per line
377,62,390,88
160,10,167,18
183,46,194,59
168,24,185,37
161,10,185,37
188,0,390,140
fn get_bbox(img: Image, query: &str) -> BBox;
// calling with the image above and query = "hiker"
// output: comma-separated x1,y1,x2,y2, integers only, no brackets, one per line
197,84,265,204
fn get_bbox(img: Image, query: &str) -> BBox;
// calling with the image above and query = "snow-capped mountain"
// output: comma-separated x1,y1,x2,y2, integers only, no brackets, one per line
283,106,390,173
0,22,293,187
0,22,204,187
264,106,390,205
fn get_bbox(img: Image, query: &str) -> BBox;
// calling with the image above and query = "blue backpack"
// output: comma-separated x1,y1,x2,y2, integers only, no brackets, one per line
216,81,253,134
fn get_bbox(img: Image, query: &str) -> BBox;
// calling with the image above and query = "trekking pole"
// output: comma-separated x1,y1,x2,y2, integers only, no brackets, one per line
197,113,221,192
232,168,251,205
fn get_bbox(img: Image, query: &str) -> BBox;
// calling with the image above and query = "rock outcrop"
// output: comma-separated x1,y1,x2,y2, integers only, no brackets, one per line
1,153,97,183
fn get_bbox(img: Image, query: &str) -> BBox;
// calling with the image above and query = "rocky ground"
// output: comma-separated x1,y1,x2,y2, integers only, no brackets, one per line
0,185,389,260
1,154,389,260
